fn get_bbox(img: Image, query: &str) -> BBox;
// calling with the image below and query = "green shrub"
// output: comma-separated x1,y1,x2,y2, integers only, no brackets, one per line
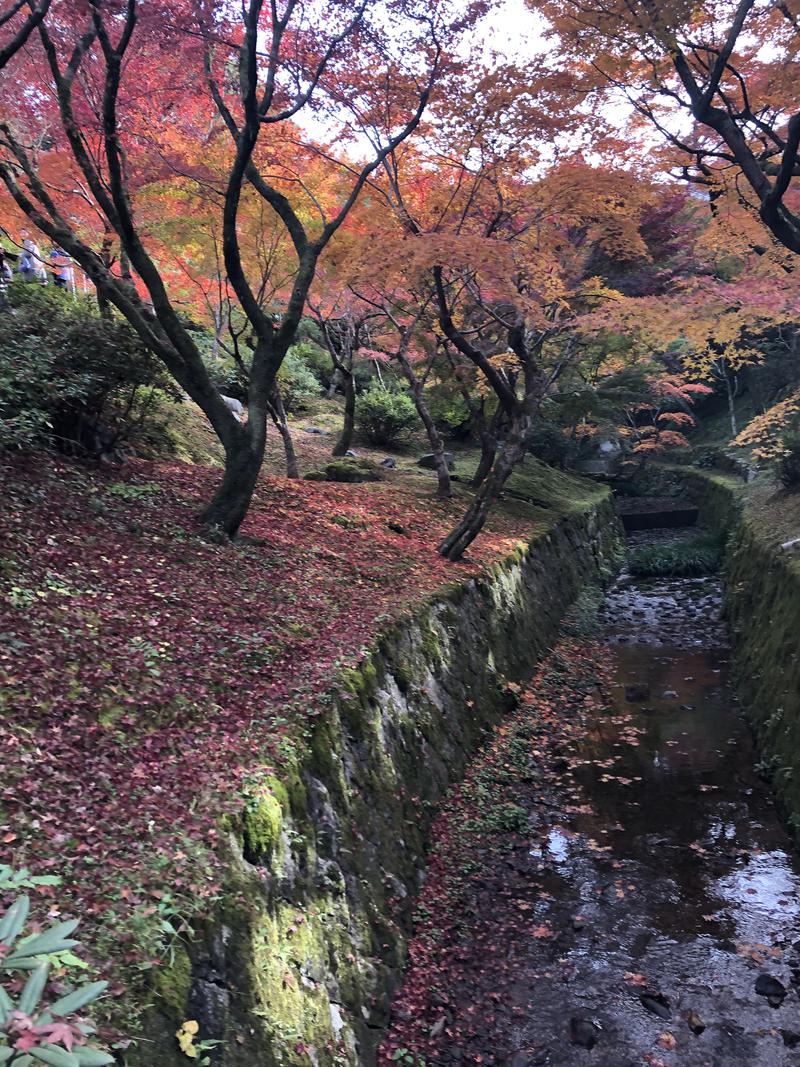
628,534,724,578
0,283,176,453
528,421,574,468
356,386,417,446
277,347,322,413
352,358,378,394
281,340,329,388
424,385,472,438
778,432,800,491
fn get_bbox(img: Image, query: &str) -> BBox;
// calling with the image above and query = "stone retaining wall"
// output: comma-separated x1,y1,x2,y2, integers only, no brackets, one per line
127,496,623,1067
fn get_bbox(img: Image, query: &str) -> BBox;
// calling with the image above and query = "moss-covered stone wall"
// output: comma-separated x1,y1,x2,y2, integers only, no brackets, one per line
668,467,800,839
126,497,623,1067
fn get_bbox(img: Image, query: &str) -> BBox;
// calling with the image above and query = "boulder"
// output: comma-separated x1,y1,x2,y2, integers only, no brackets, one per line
304,459,382,484
417,452,455,471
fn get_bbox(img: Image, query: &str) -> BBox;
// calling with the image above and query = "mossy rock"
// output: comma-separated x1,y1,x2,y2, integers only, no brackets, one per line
151,942,192,1021
304,459,382,484
242,777,288,862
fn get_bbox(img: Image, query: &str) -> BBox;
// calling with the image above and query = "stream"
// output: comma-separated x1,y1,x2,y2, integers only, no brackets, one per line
382,527,800,1066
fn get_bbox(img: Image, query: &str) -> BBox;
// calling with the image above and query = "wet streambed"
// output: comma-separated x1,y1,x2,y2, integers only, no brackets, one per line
382,529,800,1066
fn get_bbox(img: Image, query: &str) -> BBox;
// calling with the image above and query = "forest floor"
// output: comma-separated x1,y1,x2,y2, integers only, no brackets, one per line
0,409,603,1033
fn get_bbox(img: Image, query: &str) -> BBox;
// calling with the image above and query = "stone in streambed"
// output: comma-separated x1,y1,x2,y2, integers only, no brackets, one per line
755,974,786,1006
569,1018,601,1049
686,1009,706,1035
626,684,650,701
640,991,671,1019
429,1016,447,1039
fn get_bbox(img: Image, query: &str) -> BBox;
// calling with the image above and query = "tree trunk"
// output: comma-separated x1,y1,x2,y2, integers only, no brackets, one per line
327,365,344,399
726,372,738,437
472,433,497,488
332,372,356,456
471,404,505,487
439,414,529,561
397,355,451,498
744,365,766,415
198,416,267,537
269,387,300,479
276,421,300,478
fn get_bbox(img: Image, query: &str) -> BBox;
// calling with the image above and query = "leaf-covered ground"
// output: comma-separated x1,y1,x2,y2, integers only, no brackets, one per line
378,640,611,1065
0,449,567,1023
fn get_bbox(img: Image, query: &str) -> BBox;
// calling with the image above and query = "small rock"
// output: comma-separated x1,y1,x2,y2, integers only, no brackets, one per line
679,704,696,711
569,1018,600,1049
755,974,786,1006
429,1016,446,1039
662,690,679,699
781,1030,800,1048
508,1053,535,1067
625,684,650,702
303,426,329,435
387,521,407,535
640,992,671,1019
686,1009,706,1035
380,457,397,469
344,449,359,457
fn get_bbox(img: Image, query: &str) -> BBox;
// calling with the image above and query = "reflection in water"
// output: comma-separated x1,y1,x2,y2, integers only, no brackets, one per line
540,546,800,1064
386,530,800,1066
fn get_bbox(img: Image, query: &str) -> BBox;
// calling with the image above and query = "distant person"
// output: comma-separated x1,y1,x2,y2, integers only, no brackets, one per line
50,247,73,290
0,249,12,308
18,239,47,285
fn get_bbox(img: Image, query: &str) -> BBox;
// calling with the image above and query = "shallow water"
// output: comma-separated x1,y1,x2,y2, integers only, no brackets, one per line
387,531,800,1065
513,558,800,1065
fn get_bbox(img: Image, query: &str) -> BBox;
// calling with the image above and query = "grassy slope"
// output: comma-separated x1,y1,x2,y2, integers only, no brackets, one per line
742,483,800,578
0,407,606,1035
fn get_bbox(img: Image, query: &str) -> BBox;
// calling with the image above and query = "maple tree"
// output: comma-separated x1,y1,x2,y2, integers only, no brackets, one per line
375,148,660,557
536,0,800,254
0,0,454,535
0,0,51,71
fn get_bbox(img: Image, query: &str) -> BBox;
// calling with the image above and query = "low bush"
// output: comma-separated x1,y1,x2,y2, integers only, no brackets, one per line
277,347,322,413
628,533,724,578
528,421,574,468
356,386,417,446
424,385,472,438
0,283,176,453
